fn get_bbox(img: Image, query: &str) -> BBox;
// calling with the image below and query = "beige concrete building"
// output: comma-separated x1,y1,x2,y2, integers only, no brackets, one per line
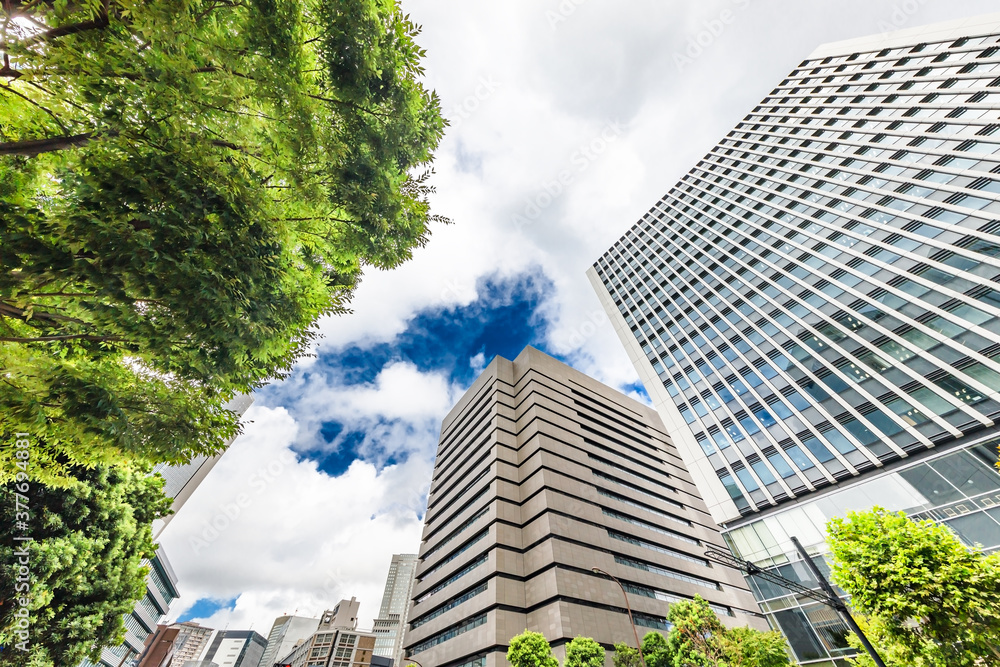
402,347,764,667
278,628,376,667
276,600,373,667
167,622,216,665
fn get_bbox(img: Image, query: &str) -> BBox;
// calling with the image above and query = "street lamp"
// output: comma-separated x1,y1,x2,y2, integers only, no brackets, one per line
404,659,423,667
592,567,647,667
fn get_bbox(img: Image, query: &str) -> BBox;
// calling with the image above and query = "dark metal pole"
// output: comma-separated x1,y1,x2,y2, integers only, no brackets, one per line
593,567,648,667
789,536,887,667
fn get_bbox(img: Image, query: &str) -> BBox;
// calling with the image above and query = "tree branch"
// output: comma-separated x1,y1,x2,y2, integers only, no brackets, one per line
0,132,92,156
0,333,122,343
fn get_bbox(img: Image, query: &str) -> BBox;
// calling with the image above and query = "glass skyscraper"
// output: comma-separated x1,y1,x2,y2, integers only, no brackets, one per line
590,13,1000,666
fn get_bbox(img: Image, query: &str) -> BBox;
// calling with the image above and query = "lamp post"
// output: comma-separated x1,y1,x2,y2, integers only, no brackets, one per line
592,567,647,667
404,660,423,667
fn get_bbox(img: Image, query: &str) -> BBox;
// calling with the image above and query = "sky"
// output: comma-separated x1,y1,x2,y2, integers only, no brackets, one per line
159,0,1000,635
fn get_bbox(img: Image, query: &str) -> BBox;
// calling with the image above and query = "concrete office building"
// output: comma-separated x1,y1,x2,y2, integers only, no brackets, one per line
590,13,1000,666
152,394,255,538
200,630,268,667
276,606,376,667
372,554,418,667
258,615,321,667
402,347,762,667
168,622,218,665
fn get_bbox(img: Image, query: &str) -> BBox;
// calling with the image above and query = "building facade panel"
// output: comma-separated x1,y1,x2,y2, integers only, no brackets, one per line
403,347,763,667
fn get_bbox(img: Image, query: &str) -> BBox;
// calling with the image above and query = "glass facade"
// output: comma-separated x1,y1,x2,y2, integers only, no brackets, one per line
589,16,1000,666
725,434,1000,665
591,24,1000,524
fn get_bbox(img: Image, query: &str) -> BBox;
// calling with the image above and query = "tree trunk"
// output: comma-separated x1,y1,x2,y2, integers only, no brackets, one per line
0,133,92,156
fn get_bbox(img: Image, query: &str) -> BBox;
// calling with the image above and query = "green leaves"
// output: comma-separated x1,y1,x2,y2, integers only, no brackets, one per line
613,642,644,667
508,631,560,667
0,464,173,666
565,636,606,667
1,0,447,485
659,596,790,667
827,507,1000,666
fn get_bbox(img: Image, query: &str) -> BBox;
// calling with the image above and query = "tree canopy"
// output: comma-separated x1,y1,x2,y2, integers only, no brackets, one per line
565,636,606,667
827,507,1000,667
508,630,559,667
0,464,172,666
613,642,644,667
0,0,447,485
664,596,790,667
642,631,674,667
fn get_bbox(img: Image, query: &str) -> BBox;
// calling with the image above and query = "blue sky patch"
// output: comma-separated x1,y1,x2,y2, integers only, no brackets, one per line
178,596,238,622
268,272,556,476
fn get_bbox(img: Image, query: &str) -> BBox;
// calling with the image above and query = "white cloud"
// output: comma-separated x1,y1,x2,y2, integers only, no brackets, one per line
160,405,429,629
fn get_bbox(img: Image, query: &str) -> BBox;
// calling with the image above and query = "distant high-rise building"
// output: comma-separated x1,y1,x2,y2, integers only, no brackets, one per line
153,394,255,539
274,605,376,667
324,598,360,631
169,622,217,665
372,554,418,667
403,347,762,667
257,615,321,667
200,630,268,667
590,13,1000,665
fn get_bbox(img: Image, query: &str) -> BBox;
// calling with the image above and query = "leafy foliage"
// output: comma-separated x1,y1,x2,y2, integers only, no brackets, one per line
827,507,1000,667
642,631,674,667
0,0,447,484
613,642,644,667
565,636,606,667
507,630,559,667
715,626,793,667
0,465,172,666
665,596,790,667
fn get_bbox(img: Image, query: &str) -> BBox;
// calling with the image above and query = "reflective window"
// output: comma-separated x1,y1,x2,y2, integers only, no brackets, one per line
928,452,1000,498
801,437,836,463
899,465,963,506
767,453,797,478
719,473,750,510
751,460,778,486
736,468,761,492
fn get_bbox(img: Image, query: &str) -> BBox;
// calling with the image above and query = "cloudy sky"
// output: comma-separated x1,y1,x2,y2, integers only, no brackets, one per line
159,0,1000,634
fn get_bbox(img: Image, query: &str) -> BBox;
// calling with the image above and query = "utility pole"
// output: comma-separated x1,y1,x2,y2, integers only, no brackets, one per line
704,537,887,667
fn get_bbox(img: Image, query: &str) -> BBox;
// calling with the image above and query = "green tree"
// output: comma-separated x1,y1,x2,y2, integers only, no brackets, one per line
666,596,790,667
565,636,606,667
0,465,172,666
507,631,559,667
667,596,727,666
717,626,793,667
642,631,674,667
0,0,447,485
613,642,644,667
827,507,1000,667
